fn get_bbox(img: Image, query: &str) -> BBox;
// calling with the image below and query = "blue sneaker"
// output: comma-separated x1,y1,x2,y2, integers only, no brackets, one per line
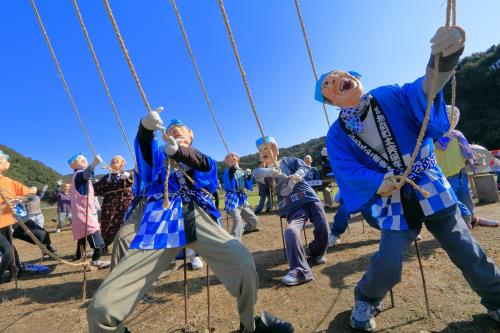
281,270,313,286
350,300,376,332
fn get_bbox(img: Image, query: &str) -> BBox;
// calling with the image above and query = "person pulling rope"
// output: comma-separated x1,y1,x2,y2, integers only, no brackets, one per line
315,20,500,332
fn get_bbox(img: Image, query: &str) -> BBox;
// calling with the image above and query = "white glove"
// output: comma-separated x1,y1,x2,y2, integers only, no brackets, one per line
140,107,165,131
289,173,302,182
164,136,179,156
91,155,103,168
271,169,288,179
376,173,398,197
56,179,63,186
120,171,130,180
280,179,297,196
244,169,252,177
430,26,465,57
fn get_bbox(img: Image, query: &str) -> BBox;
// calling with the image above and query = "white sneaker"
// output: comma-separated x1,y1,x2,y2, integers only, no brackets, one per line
55,228,61,233
328,233,340,247
190,256,203,270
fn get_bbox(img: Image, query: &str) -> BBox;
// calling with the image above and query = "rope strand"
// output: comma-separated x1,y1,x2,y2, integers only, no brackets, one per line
293,0,331,127
103,0,152,113
216,0,279,168
0,185,87,268
170,0,230,154
30,0,97,157
71,0,136,165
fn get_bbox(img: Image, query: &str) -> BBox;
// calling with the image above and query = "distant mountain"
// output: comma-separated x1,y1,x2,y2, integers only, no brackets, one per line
0,144,62,203
444,43,500,149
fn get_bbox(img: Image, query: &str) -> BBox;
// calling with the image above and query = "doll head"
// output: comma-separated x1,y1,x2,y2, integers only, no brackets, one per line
315,70,364,108
256,136,279,166
0,151,10,174
166,119,193,147
68,153,88,170
224,152,240,168
110,155,126,172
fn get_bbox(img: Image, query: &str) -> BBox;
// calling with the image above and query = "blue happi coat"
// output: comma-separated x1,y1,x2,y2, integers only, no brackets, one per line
254,157,320,217
130,133,220,250
326,77,457,231
223,167,252,212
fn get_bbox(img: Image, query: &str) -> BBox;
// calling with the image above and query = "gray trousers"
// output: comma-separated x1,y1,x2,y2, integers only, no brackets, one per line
356,205,500,310
285,201,329,280
88,203,259,333
230,205,259,240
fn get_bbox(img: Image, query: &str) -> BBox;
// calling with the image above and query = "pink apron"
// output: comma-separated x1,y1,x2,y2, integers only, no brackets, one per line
70,170,100,240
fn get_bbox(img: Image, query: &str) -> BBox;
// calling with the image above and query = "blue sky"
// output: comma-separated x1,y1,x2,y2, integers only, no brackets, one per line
1,0,499,174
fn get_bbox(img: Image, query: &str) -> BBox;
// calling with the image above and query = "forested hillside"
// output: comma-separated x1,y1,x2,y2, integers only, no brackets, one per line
0,144,62,203
445,43,500,149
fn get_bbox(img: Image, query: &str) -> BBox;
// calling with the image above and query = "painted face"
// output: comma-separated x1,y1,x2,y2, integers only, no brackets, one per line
110,156,126,172
321,70,364,108
70,155,88,170
446,105,460,131
303,156,312,166
167,125,193,146
224,153,240,168
258,142,279,166
0,156,10,174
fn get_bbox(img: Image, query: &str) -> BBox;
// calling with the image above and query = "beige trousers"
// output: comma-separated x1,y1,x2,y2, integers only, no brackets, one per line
87,203,258,333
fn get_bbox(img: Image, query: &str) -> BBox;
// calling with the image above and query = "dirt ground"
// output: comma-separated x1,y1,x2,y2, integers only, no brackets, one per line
1,203,500,333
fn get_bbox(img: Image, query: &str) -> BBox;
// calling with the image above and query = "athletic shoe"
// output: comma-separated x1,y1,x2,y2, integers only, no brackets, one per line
488,308,500,322
476,217,499,227
243,228,260,235
190,256,203,270
55,228,61,233
90,260,110,270
308,255,326,265
328,233,340,247
239,311,294,333
281,270,313,286
350,300,376,332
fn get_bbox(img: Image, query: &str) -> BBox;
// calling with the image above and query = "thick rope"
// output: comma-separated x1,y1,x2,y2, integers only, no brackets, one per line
447,0,458,136
71,0,136,165
0,186,87,268
293,0,331,128
170,0,231,154
388,0,461,196
30,0,97,157
216,0,280,169
103,0,152,113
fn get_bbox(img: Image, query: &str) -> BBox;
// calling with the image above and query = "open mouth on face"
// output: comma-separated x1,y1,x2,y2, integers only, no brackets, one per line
339,79,353,92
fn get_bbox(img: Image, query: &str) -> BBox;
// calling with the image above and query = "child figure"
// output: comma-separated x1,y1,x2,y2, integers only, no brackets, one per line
223,152,259,240
68,153,109,269
252,137,329,286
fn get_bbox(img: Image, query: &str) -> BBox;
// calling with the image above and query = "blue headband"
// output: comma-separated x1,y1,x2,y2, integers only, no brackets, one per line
68,152,86,165
0,150,10,160
255,136,277,149
314,70,362,104
166,118,187,131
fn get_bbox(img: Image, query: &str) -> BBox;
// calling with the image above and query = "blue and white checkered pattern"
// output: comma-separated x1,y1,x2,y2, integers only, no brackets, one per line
373,144,457,231
224,191,248,213
129,196,186,250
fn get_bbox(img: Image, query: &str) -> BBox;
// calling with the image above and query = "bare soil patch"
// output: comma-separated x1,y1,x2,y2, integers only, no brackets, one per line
1,203,500,332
